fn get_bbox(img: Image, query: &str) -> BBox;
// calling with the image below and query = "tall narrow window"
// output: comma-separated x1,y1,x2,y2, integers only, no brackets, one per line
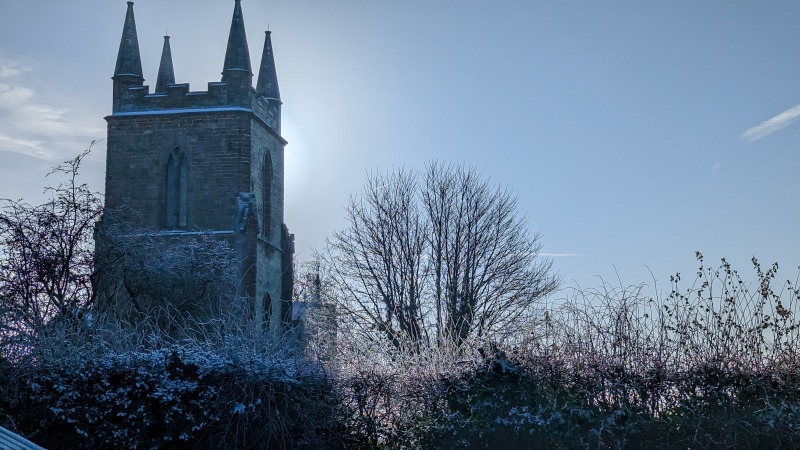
179,155,188,227
262,152,273,237
166,154,178,228
165,149,188,229
263,294,272,324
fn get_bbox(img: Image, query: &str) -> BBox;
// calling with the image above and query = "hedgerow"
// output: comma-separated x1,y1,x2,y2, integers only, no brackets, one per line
3,337,339,449
315,253,800,449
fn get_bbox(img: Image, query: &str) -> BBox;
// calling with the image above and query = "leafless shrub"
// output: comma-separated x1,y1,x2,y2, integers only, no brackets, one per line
0,145,102,355
505,253,800,447
309,253,800,448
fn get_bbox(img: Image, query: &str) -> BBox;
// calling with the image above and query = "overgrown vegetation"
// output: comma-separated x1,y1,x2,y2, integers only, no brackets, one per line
0,147,101,353
2,152,800,448
94,210,243,333
3,321,339,449
309,253,800,449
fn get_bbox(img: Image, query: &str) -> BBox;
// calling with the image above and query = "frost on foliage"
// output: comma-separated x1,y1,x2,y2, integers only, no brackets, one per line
14,344,332,449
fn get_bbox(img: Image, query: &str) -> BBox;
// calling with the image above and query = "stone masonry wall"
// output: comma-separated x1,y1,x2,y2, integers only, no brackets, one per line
105,108,287,333
105,111,253,231
250,120,286,331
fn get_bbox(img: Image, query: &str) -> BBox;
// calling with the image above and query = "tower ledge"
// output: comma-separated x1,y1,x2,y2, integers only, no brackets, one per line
105,104,286,146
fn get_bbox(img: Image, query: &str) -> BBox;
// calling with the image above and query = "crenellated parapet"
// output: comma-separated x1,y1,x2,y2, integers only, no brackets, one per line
114,84,280,136
111,0,281,132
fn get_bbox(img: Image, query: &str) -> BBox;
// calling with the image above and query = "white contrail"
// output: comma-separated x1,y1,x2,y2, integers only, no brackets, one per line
742,103,800,142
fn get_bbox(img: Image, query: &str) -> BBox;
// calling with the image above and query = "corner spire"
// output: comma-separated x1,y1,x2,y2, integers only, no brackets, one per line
222,0,252,78
113,1,143,80
256,31,280,101
155,36,175,94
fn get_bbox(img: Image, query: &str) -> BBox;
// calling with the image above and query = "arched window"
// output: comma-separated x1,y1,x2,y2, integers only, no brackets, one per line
179,156,188,227
262,151,273,237
262,293,272,324
165,149,188,229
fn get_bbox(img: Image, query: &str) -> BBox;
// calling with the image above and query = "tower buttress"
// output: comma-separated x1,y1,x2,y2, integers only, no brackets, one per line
222,0,253,102
155,36,175,94
113,1,144,113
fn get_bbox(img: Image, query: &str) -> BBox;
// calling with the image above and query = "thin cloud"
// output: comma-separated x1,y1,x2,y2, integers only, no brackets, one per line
0,58,104,160
0,132,46,158
539,253,582,257
0,84,34,105
0,57,30,79
741,103,800,142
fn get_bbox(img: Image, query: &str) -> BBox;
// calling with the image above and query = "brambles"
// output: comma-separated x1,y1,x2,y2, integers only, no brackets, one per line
320,253,800,449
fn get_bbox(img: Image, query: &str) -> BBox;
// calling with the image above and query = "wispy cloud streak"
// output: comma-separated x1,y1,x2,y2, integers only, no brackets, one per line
539,253,582,257
0,57,30,79
0,56,104,159
742,103,800,142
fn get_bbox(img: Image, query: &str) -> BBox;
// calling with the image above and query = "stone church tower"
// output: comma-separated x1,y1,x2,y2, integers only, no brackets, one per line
103,0,293,333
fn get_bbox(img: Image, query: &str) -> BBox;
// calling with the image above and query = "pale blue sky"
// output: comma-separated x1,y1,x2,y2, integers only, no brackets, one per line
0,1,798,290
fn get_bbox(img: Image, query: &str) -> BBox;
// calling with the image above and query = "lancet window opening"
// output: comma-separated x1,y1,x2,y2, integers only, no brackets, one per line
262,151,273,237
165,149,188,229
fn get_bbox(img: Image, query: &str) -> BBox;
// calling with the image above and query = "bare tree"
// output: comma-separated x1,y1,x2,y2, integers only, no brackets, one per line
423,162,558,346
327,170,429,352
325,163,558,352
0,146,102,348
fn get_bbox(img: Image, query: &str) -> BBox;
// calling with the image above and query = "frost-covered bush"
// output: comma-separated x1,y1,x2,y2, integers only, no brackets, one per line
340,350,800,449
93,211,241,327
7,344,338,449
22,349,221,448
333,360,457,448
325,255,800,449
1,288,342,450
